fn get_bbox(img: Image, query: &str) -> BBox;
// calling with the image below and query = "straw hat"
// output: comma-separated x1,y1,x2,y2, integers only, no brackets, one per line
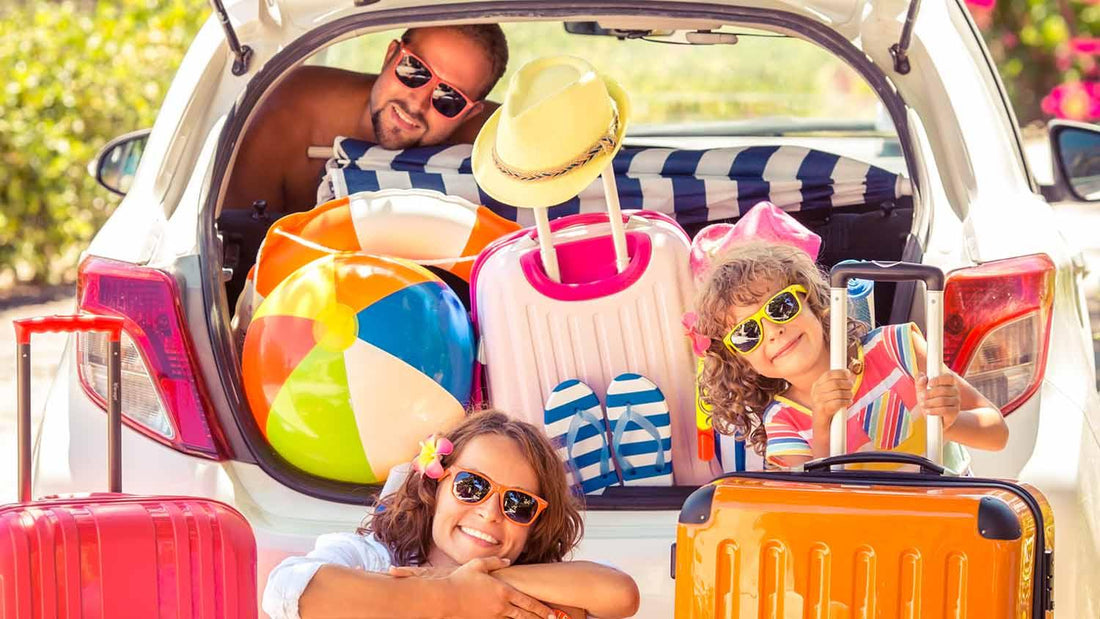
472,56,630,208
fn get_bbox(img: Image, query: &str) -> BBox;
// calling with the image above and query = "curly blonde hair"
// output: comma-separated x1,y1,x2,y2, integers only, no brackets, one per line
693,242,867,454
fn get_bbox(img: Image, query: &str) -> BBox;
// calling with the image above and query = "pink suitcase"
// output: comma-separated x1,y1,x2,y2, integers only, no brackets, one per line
1,315,257,619
471,211,722,486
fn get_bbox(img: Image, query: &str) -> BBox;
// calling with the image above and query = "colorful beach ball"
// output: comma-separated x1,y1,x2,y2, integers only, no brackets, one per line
242,253,474,484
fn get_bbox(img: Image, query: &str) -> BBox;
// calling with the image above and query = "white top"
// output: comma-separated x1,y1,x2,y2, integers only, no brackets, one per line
262,532,395,619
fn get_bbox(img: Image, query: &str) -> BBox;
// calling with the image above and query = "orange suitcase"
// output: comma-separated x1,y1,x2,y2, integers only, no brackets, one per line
673,262,1055,618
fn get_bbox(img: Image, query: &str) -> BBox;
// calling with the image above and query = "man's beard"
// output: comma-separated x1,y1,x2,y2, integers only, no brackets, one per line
371,101,426,150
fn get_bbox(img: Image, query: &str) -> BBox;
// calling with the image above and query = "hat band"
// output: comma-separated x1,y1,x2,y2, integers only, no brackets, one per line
491,110,620,182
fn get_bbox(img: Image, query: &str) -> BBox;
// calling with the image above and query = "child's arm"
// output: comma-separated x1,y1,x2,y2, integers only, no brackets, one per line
491,561,640,618
290,557,554,619
391,561,639,618
911,332,1009,451
760,377,854,469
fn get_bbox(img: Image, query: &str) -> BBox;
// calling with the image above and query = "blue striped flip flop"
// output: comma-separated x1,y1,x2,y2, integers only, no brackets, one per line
544,379,621,495
605,373,674,486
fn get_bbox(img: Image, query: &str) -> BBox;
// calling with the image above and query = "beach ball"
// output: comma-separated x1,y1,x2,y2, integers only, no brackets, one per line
241,253,474,483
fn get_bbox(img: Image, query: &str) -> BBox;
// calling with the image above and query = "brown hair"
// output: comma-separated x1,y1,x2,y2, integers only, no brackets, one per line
362,410,583,566
693,242,867,454
401,25,509,100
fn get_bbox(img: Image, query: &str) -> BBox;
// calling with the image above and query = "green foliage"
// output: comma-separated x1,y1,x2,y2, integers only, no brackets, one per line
972,0,1100,124
0,0,208,284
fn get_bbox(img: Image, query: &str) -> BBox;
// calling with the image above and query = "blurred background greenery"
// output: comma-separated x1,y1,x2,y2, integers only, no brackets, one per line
970,0,1100,123
0,0,1096,286
1,0,207,286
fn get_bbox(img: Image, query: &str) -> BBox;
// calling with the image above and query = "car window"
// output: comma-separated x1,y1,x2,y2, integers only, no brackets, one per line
308,22,898,169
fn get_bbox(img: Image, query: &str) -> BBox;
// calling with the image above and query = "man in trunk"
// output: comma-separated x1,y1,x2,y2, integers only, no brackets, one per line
225,24,508,214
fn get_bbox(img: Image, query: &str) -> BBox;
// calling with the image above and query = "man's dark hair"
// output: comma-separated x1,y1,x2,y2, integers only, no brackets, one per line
401,25,509,100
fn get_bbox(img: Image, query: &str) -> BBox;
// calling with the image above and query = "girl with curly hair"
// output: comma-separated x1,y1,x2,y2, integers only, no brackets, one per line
691,241,1007,470
263,410,639,619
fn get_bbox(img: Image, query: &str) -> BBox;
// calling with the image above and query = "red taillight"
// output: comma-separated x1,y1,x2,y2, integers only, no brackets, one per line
943,254,1055,415
76,256,225,459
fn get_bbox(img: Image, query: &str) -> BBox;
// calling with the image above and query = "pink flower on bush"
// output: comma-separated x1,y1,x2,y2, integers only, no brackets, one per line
964,0,995,25
1041,82,1100,121
1071,37,1100,55
1056,48,1074,72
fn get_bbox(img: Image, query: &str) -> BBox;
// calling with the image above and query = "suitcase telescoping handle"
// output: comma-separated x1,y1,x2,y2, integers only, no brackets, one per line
532,168,629,283
13,315,125,502
828,262,945,469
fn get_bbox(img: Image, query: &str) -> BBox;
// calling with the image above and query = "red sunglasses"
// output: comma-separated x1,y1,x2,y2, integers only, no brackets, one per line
444,467,549,526
391,42,476,119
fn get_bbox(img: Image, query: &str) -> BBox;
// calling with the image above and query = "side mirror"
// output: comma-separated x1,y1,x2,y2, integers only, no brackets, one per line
1049,120,1100,202
89,128,151,196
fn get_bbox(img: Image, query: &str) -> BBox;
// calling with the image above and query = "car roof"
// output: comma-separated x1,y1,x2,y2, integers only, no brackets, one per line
207,0,1034,224
235,0,874,45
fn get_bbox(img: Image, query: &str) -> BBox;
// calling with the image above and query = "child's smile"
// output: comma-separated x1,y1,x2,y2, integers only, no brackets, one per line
458,523,501,546
769,332,804,362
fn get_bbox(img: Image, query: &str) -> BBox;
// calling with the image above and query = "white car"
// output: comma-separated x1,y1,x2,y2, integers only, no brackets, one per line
32,0,1100,615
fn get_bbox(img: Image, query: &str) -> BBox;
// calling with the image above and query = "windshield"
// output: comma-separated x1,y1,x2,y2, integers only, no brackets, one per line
317,23,882,125
309,21,899,170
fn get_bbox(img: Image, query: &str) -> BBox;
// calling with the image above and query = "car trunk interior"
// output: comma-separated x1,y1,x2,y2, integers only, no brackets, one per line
214,191,915,508
205,10,921,505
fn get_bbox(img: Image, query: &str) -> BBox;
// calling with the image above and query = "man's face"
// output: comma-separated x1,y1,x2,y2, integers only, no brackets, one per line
369,29,492,149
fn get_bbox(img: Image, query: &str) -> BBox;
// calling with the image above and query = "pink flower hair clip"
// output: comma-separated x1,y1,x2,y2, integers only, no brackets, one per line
412,434,454,480
681,311,712,358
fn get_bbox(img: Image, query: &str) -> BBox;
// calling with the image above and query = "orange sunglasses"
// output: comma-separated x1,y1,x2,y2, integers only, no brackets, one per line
391,42,476,119
445,467,548,526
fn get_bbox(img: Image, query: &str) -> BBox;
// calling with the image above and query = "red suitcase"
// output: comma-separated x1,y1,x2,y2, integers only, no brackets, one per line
1,315,257,619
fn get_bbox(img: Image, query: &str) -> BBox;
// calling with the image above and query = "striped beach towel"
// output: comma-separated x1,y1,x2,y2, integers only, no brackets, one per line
319,139,911,228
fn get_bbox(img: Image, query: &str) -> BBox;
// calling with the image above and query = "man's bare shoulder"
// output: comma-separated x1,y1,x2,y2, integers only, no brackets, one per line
227,66,378,211
262,65,377,114
282,65,377,92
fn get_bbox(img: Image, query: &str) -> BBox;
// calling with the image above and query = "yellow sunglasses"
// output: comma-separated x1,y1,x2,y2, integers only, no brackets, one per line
722,284,808,355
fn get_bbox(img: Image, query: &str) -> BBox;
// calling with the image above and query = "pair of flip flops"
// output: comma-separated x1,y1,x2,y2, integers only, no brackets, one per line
544,373,674,495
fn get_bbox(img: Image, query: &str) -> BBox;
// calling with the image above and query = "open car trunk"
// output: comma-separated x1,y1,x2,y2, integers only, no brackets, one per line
199,1,926,507
215,136,917,505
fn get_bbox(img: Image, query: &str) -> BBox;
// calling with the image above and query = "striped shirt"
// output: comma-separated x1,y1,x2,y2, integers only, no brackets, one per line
763,323,927,467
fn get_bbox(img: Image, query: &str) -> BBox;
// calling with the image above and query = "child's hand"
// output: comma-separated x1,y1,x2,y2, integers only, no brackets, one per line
917,373,961,430
810,369,854,429
388,565,457,579
442,557,554,619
